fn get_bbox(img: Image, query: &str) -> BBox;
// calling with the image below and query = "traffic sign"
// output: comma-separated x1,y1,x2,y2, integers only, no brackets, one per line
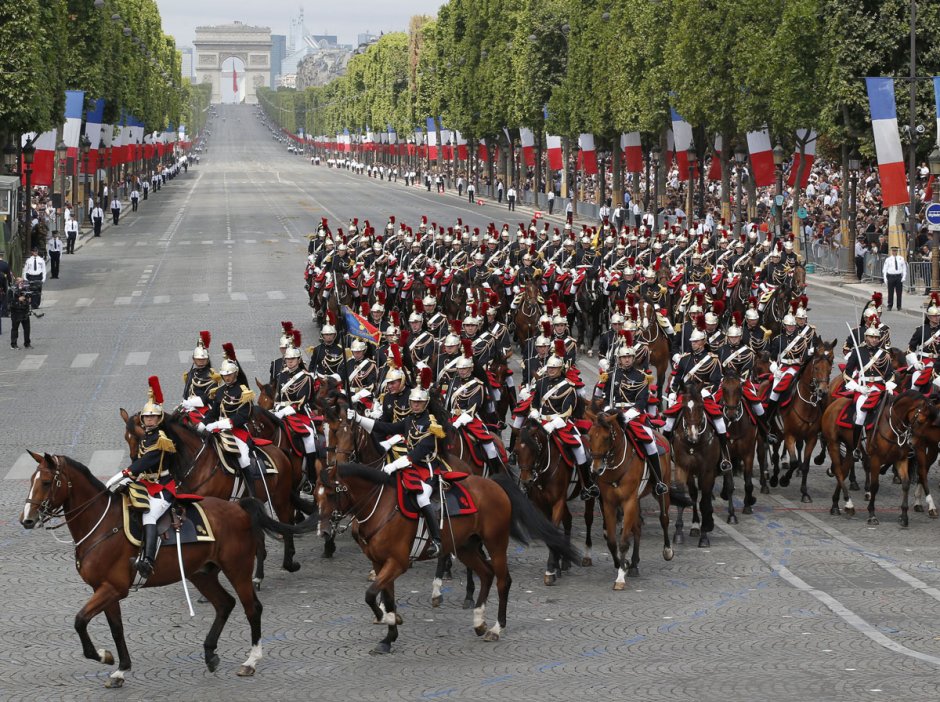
926,202,940,226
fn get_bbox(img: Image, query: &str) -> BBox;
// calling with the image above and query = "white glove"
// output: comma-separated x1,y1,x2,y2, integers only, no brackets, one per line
859,385,873,395
275,406,296,418
453,413,472,428
216,418,232,430
623,407,640,422
346,408,357,421
844,380,860,393
203,421,219,432
667,392,677,405
702,389,712,399
885,381,897,393
180,398,197,411
351,389,371,402
551,416,567,431
196,422,208,435
542,420,556,434
770,361,779,374
379,434,404,450
906,352,919,368
672,353,681,365
343,273,350,280
598,358,609,372
528,408,540,420
368,405,383,419
105,470,130,492
383,455,411,474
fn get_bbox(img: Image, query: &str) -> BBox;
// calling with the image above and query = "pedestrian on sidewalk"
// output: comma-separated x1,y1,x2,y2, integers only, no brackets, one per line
854,238,867,281
65,216,79,253
547,189,555,215
507,185,516,211
110,196,122,225
102,184,109,211
47,231,62,279
91,204,104,236
467,180,475,203
142,179,149,200
883,245,907,310
457,176,465,197
425,173,432,192
496,179,504,204
565,200,573,224
130,186,140,212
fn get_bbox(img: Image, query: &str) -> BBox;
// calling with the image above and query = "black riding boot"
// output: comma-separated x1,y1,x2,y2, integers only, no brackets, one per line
485,456,504,476
755,412,779,445
305,453,319,486
577,461,600,500
419,504,442,558
646,453,668,496
718,434,733,473
137,524,159,577
852,424,864,460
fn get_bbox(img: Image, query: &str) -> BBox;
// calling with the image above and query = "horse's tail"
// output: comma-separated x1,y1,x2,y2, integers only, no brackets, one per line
490,472,583,565
290,489,318,515
239,497,319,540
669,485,694,508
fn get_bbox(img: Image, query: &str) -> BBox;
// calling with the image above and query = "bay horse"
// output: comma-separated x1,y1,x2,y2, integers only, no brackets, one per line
588,411,691,589
669,380,719,547
516,417,595,585
636,301,670,392
910,409,940,518
120,411,301,586
513,279,542,347
317,462,579,654
18,452,311,686
769,340,835,503
572,271,604,355
822,390,929,526
719,371,758,521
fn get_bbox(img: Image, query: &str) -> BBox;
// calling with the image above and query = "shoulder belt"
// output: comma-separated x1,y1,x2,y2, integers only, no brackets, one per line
350,359,373,380
279,370,310,395
683,354,715,383
861,349,886,374
410,331,431,349
542,378,572,403
722,345,751,365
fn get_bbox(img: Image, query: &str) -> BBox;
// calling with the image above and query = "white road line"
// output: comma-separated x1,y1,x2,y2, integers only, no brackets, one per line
125,351,150,365
267,290,285,300
201,240,213,245
6,453,38,480
87,450,127,477
153,295,170,304
71,353,99,368
245,239,257,244
75,298,93,307
134,241,147,247
715,519,940,666
193,293,209,303
17,355,46,371
112,241,126,247
114,297,132,305
230,292,247,301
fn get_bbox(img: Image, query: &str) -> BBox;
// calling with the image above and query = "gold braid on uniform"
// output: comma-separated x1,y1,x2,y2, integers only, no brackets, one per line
428,416,446,439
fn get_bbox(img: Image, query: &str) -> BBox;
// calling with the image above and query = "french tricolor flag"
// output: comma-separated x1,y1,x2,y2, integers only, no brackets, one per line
455,131,468,161
866,77,908,208
426,117,438,160
670,106,693,180
519,127,536,167
21,130,56,187
63,90,85,160
83,98,105,175
621,132,642,173
787,129,817,189
478,138,490,162
546,134,562,170
707,135,722,181
578,133,597,175
746,127,776,187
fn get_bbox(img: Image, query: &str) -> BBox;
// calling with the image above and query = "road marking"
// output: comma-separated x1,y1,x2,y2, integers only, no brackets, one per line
114,297,132,305
7,453,38,480
201,240,213,245
235,348,256,363
17,355,46,371
112,241,126,247
267,290,285,300
87,450,126,477
178,240,191,245
153,295,170,304
193,293,209,303
134,241,147,247
125,351,150,365
71,353,99,368
245,239,256,244
715,519,940,666
230,292,247,301
43,298,58,307
131,291,142,297
75,298,93,307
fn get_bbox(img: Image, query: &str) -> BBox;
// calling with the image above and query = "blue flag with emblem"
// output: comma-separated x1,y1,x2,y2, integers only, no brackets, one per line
341,305,381,345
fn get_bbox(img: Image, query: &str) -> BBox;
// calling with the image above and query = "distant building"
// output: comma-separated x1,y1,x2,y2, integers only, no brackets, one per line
270,34,287,87
357,32,379,48
180,47,194,80
277,73,297,89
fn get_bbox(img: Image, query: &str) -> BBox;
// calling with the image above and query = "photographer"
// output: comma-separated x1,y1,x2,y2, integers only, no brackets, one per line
9,278,32,349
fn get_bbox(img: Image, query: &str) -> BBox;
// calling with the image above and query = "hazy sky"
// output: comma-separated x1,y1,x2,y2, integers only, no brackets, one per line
155,0,444,48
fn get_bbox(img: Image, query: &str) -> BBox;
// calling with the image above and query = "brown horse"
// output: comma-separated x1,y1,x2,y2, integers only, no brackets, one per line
910,409,940,518
719,371,759,521
120,411,301,586
822,391,930,525
18,452,310,686
669,381,720,547
588,411,690,589
769,340,835,503
516,418,595,585
513,279,542,347
636,301,670,392
317,462,579,654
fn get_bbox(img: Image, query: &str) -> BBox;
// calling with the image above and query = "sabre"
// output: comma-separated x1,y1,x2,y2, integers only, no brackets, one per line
253,454,277,517
175,527,196,617
845,321,866,385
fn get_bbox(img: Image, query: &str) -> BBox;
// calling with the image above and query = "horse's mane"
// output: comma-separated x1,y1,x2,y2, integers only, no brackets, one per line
63,455,105,491
255,405,284,429
337,462,392,485
519,420,544,452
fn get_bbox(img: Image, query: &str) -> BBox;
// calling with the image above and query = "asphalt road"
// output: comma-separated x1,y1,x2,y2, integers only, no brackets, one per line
1,104,939,701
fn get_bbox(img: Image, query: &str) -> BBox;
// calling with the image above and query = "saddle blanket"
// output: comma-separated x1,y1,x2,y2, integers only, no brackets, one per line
397,473,477,520
123,493,215,548
835,400,876,431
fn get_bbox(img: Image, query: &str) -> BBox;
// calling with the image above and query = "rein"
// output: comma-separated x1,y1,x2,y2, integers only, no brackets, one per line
30,456,114,547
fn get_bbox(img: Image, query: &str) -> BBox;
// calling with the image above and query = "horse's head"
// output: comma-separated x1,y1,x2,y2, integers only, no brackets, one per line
20,451,70,529
810,339,836,400
313,462,347,538
120,407,145,462
487,351,509,386
720,372,744,422
790,263,806,295
516,420,547,491
255,377,275,411
588,411,621,475
678,381,708,445
754,351,772,377
321,396,361,468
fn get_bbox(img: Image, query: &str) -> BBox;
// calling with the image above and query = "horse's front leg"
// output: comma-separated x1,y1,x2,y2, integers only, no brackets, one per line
721,467,738,525
897,457,911,528
366,559,405,655
74,583,125,685
778,434,799,488
799,433,818,503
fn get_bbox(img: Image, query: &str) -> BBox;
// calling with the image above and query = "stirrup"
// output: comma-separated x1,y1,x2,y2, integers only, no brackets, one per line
426,539,441,559
135,556,154,578
580,483,600,500
654,481,668,496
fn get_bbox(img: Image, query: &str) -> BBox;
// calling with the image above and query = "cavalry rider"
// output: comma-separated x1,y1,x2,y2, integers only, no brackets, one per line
197,345,256,477
435,322,464,395
268,322,297,389
663,316,733,472
843,320,897,458
599,301,627,369
105,377,180,578
551,305,577,365
522,323,553,386
422,288,447,339
907,293,940,392
407,299,435,368
373,344,412,422
369,294,389,333
310,312,344,378
603,334,668,496
762,310,813,432
742,299,771,355
704,302,726,351
346,338,378,406
181,331,219,420
272,330,320,483
718,313,776,443
348,368,447,558
756,244,786,311
529,339,598,500
446,340,506,475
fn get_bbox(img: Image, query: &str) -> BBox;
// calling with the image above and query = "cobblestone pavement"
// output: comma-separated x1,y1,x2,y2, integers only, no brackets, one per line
2,104,940,700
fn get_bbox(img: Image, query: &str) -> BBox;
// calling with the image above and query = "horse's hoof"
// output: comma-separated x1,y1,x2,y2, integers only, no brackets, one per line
698,535,710,548
483,630,500,642
431,595,442,608
581,556,593,567
236,665,256,677
864,491,871,502
252,578,262,591
845,507,856,517
367,569,376,582
689,527,700,537
898,515,909,528
673,532,685,545
321,544,335,559
613,581,625,591
745,495,757,507
929,509,938,519
778,475,791,488
369,643,391,656
663,547,674,561
893,474,902,485
816,455,827,466
849,481,860,491
206,653,220,672
760,485,770,495
544,573,557,586
826,467,834,477
727,514,738,525
474,623,488,637
801,494,812,504
284,561,301,573
626,567,639,578
867,516,880,526
104,675,124,689
462,598,474,610
769,476,779,488
830,506,841,516
914,504,924,513
99,650,114,666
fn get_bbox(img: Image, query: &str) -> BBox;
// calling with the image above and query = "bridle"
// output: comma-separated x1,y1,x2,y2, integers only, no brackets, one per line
595,415,628,477
320,465,385,537
27,456,113,546
518,423,555,490
679,400,709,446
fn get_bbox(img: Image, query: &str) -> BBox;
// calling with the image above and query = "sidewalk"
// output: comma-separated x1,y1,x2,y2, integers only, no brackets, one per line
806,274,926,321
71,183,180,255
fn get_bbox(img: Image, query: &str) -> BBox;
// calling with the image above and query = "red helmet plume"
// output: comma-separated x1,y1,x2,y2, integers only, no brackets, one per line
541,321,552,337
292,329,301,347
222,342,237,361
558,303,568,317
488,291,499,306
199,330,211,349
461,338,473,358
630,306,639,321
624,331,634,346
712,300,725,316
790,299,800,314
414,298,425,313
377,290,386,305
732,311,743,326
450,319,462,335
148,376,164,405
390,343,403,369
800,294,809,309
696,314,707,331
480,302,489,317
280,321,292,335
420,366,433,390
361,302,371,316
553,338,565,357
391,310,401,327
626,292,636,307
326,310,336,326
546,300,554,316
616,299,626,314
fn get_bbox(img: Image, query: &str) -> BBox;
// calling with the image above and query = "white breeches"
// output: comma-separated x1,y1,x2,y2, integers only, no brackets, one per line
769,368,798,401
491,387,502,401
642,440,658,456
712,417,727,434
301,431,317,453
510,415,524,430
855,395,868,425
663,416,675,432
483,442,499,459
505,375,515,388
751,402,765,416
143,494,171,526
233,436,251,468
416,482,433,508
571,436,587,464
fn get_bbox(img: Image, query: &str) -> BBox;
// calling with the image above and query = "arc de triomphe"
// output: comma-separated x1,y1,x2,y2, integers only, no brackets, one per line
194,22,271,105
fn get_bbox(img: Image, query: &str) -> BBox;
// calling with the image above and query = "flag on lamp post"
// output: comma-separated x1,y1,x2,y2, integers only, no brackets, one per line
578,133,597,175
519,127,536,167
746,127,776,187
546,135,563,170
621,132,642,173
707,135,722,181
670,105,693,181
232,63,238,95
426,117,438,159
787,129,817,189
865,77,908,208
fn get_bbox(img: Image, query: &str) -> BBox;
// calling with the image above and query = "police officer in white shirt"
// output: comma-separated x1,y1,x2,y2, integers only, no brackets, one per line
65,216,79,253
47,231,63,279
91,204,104,236
883,245,908,311
130,187,140,212
507,185,517,211
110,195,122,225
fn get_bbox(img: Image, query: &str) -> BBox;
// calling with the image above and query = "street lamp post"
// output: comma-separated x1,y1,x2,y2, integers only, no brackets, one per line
22,138,35,259
928,145,940,292
772,141,786,238
56,141,67,234
687,148,697,222
734,145,747,237
79,134,91,228
650,144,661,232
846,149,861,282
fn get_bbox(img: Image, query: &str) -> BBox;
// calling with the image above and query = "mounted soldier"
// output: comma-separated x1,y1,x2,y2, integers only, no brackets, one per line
310,311,344,379
196,343,256,478
180,331,219,420
272,330,320,483
446,340,505,475
268,322,298,390
718,312,775,442
907,294,940,393
843,319,897,458
763,309,814,432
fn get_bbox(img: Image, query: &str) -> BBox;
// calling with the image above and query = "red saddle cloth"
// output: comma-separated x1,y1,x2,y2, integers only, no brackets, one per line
140,478,203,501
396,472,477,520
835,400,876,431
